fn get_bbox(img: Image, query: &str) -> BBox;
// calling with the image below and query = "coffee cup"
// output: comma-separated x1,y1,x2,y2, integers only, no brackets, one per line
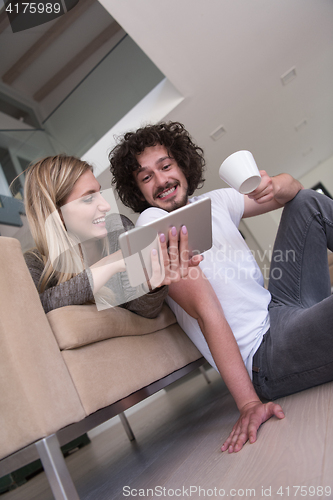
219,151,261,194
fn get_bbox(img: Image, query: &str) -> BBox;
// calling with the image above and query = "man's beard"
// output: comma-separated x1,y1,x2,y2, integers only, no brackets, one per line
165,189,189,212
153,184,189,212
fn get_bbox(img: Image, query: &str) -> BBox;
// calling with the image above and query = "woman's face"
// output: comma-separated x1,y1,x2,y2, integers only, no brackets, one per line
60,169,111,242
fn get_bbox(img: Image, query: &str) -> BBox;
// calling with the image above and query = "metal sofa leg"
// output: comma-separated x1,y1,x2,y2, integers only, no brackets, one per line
119,412,135,441
199,365,211,384
35,434,80,500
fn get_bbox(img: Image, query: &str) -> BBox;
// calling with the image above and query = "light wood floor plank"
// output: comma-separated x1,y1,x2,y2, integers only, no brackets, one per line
151,383,333,498
206,384,332,495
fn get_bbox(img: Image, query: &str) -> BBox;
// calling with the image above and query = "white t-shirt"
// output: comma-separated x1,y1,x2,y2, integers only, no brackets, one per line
136,188,271,378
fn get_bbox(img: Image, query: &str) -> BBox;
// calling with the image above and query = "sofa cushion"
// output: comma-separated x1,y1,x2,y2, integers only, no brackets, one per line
61,323,203,415
47,303,177,350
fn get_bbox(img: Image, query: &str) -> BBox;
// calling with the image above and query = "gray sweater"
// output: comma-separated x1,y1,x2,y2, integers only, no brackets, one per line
24,214,168,318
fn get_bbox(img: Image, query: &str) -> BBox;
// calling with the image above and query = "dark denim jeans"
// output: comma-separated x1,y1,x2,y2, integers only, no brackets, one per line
252,189,333,400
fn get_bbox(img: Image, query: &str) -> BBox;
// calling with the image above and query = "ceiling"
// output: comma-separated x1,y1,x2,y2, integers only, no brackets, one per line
0,0,124,122
99,0,333,192
1,0,332,185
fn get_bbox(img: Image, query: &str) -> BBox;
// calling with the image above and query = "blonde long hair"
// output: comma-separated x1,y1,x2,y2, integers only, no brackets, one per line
24,155,113,307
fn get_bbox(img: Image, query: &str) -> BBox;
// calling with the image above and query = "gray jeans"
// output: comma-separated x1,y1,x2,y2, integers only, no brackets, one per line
252,189,333,400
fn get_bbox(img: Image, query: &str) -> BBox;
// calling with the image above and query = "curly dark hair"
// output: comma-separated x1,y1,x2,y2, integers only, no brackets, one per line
109,121,205,213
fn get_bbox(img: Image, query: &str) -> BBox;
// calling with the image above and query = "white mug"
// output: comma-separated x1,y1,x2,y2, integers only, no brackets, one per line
219,151,261,194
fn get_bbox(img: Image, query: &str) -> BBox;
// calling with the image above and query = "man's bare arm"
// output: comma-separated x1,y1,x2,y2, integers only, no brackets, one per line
168,268,284,452
243,171,303,218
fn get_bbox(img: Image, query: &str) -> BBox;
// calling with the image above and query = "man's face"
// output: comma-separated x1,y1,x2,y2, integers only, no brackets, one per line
134,144,189,212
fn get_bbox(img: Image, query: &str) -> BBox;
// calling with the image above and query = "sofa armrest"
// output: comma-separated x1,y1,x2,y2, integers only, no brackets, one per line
0,238,85,461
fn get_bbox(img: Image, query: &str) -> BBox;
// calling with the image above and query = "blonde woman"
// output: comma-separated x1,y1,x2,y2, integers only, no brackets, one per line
23,155,199,316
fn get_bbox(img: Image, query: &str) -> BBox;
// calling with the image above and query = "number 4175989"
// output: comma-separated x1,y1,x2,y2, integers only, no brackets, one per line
6,3,61,14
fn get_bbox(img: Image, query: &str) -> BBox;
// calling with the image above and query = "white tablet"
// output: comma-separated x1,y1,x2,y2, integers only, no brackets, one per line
119,198,212,287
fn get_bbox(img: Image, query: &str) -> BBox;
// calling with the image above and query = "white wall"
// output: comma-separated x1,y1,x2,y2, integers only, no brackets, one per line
299,155,333,192
242,207,283,263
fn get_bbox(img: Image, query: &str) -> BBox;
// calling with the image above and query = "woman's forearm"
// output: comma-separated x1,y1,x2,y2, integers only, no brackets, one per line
90,249,125,293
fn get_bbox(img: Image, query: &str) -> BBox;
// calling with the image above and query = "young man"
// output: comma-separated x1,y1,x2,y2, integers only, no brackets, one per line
109,122,333,453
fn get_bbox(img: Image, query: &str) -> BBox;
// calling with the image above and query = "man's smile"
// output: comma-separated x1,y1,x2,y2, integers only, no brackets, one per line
155,184,178,200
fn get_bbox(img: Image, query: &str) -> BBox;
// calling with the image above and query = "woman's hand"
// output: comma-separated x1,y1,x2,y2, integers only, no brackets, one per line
150,225,203,289
221,400,285,453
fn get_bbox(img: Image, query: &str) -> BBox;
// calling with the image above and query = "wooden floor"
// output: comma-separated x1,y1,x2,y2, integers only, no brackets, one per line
3,367,333,500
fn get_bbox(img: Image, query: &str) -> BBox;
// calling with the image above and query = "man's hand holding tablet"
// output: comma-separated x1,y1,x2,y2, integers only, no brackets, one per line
119,198,212,288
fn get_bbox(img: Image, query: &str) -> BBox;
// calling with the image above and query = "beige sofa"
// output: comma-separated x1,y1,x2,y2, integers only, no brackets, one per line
0,236,204,499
